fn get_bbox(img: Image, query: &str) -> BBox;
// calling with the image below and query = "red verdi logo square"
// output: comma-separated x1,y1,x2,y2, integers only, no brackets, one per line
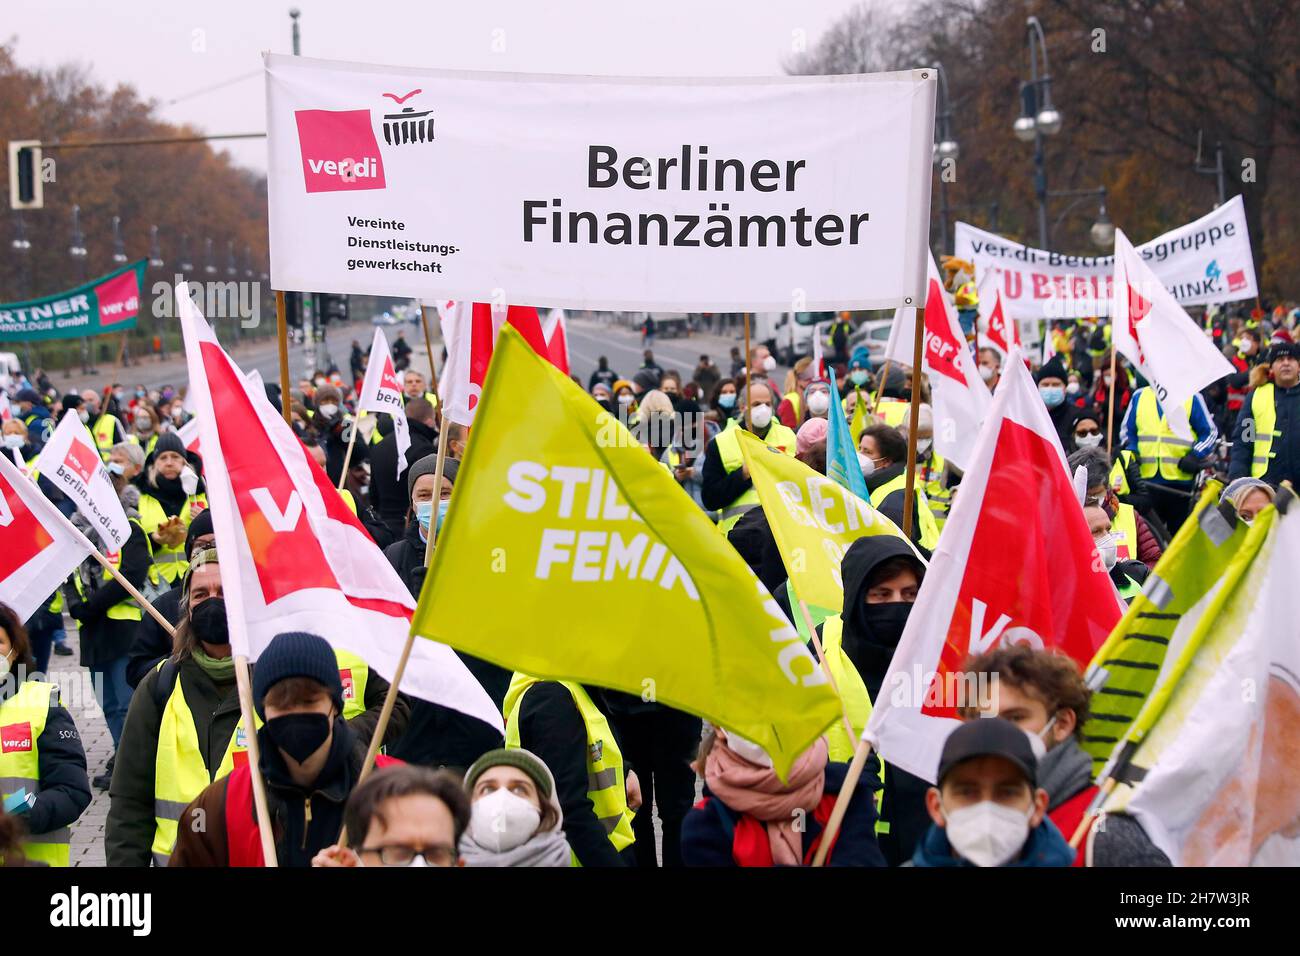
64,438,100,484
1,722,33,753
294,109,387,193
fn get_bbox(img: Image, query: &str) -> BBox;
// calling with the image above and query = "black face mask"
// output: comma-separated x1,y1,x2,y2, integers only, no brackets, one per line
860,601,914,650
266,712,332,764
189,598,229,646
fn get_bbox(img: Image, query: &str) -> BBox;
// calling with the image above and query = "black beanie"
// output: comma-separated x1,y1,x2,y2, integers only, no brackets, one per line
152,431,188,460
185,508,213,556
252,632,343,719
1035,355,1069,384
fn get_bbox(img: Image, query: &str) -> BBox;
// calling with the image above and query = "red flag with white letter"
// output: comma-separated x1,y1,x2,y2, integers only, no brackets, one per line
34,412,131,553
865,348,1122,781
356,328,410,480
178,284,501,728
0,453,92,621
542,308,571,376
978,272,1020,358
437,299,557,426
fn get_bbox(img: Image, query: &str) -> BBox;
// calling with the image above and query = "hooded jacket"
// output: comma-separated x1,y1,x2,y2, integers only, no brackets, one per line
369,419,436,539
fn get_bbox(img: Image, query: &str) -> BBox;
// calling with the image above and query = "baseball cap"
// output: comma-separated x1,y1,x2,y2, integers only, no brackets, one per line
936,717,1038,787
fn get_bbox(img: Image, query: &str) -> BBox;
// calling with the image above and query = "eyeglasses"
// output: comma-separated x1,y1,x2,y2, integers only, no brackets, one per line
359,843,457,867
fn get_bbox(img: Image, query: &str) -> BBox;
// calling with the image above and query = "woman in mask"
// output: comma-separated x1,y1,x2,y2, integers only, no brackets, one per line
1068,409,1107,455
130,403,160,459
137,433,207,591
0,603,92,867
610,379,639,429
709,378,740,423
846,349,874,395
459,749,572,867
681,727,884,867
1034,356,1075,450
1220,476,1275,525
799,379,833,426
1084,504,1148,602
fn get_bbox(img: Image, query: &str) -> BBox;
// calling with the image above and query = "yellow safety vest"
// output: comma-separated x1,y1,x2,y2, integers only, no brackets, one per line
877,399,910,428
1247,384,1280,479
1133,390,1197,481
92,413,122,460
869,473,940,550
503,674,635,856
712,418,797,534
819,617,888,833
0,681,72,867
1113,502,1138,563
783,390,802,423
104,519,154,622
150,647,370,865
1109,450,1137,496
138,493,208,585
921,451,950,532
128,433,160,459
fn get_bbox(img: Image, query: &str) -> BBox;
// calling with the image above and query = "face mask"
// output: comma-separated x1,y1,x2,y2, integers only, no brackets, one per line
979,365,995,383
435,499,450,533
724,729,773,768
189,597,229,646
850,370,870,387
748,404,773,429
1074,432,1104,449
858,452,876,477
107,461,125,476
1094,533,1118,570
135,390,146,400
2,434,23,450
415,501,434,534
806,391,830,416
78,410,90,423
114,390,125,401
916,438,933,457
172,409,184,422
1066,382,1081,396
180,465,199,496
135,418,152,432
762,355,776,372
717,392,737,409
943,800,1033,867
1039,386,1065,408
617,393,633,407
265,712,332,765
318,403,339,419
860,601,912,649
470,788,542,853
0,652,11,681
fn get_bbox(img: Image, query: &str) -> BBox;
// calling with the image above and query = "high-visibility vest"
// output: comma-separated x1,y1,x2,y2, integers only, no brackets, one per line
783,390,802,422
1247,384,1280,479
869,473,940,550
0,681,72,867
820,617,888,834
1113,502,1138,562
921,451,950,531
103,519,153,622
1133,390,1197,482
503,674,635,857
128,433,160,459
92,413,122,460
877,399,910,428
150,647,370,864
338,488,358,514
138,493,208,586
1109,450,1137,496
711,418,797,534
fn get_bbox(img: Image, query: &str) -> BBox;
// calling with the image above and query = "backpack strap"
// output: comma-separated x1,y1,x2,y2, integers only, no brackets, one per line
151,658,180,713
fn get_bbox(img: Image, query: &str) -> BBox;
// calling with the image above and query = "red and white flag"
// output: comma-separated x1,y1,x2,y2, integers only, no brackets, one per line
0,391,11,422
1112,227,1234,440
178,370,261,456
883,254,991,469
0,453,93,621
178,285,502,729
978,272,1021,358
356,328,410,480
542,308,571,377
34,412,131,553
865,348,1122,781
437,300,553,426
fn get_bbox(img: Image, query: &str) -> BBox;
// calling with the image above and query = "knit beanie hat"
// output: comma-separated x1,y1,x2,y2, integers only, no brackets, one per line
252,631,343,719
1035,355,1069,384
152,431,188,460
796,417,829,456
464,748,555,801
406,453,460,501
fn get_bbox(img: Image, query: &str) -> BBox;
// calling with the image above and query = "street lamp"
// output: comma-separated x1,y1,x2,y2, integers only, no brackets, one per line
148,225,164,268
226,239,238,277
1090,201,1115,250
69,205,94,373
1048,187,1113,251
178,233,194,274
111,215,128,264
203,237,216,276
1013,16,1062,248
932,62,959,255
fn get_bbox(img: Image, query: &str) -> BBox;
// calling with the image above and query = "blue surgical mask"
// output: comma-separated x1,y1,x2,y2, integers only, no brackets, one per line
436,499,450,533
850,370,870,387
718,393,737,409
1040,385,1065,408
415,501,433,532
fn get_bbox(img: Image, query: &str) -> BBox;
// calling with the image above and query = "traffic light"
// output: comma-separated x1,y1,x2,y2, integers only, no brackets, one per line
8,140,43,210
317,293,350,324
283,291,304,329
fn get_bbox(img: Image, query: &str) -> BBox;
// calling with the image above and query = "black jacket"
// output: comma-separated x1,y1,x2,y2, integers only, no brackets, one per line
73,521,151,667
315,411,368,487
126,585,182,688
700,421,783,512
11,677,92,839
369,419,436,539
864,463,924,551
1230,382,1300,485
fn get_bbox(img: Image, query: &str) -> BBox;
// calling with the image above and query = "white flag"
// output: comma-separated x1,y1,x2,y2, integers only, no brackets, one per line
356,328,410,481
34,412,130,553
436,299,477,427
882,254,991,469
1112,227,1234,440
178,284,502,730
0,454,93,621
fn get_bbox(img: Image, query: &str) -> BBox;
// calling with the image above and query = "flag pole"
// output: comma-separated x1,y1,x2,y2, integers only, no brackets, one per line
902,306,925,539
419,305,440,397
336,412,363,491
872,359,892,414
275,291,292,426
811,736,874,867
743,312,752,431
795,598,859,746
59,515,177,638
425,423,450,565
234,654,279,867
1105,348,1118,458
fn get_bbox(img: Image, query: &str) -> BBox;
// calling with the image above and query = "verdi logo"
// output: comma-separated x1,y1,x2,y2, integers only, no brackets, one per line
294,108,387,194
1,721,33,753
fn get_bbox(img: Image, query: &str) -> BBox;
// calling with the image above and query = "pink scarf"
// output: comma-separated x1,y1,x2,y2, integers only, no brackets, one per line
704,735,828,866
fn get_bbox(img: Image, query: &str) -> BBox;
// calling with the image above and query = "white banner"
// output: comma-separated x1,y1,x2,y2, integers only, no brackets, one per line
34,413,130,553
955,196,1258,322
265,54,936,312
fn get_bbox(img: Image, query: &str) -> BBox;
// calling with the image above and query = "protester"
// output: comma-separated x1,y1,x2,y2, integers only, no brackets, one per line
1220,476,1275,524
369,396,436,539
1121,383,1218,533
14,388,52,451
0,603,91,866
777,356,815,427
708,378,740,423
1085,504,1149,601
136,433,206,590
1070,446,1162,570
681,728,884,866
700,380,797,535
458,749,572,867
1229,340,1300,488
588,355,618,392
859,424,937,551
1034,355,1076,450
976,347,1001,392
691,354,720,398
913,718,1074,867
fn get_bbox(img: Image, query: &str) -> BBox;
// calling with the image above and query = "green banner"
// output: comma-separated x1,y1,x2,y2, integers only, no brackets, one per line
0,259,147,342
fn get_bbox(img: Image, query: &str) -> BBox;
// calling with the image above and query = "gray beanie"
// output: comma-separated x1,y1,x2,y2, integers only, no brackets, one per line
406,453,459,500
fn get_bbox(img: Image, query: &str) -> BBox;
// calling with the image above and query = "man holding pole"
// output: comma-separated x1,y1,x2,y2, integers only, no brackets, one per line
700,381,797,536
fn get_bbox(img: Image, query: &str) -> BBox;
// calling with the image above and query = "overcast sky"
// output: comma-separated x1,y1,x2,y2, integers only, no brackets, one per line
6,0,885,173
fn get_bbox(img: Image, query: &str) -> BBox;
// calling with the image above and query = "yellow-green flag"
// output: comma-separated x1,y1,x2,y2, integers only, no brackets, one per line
414,326,840,777
849,388,868,445
737,429,908,616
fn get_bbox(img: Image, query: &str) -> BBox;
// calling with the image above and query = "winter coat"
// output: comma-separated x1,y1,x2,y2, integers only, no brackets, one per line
369,420,436,539
5,675,91,839
911,816,1075,867
73,520,151,667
